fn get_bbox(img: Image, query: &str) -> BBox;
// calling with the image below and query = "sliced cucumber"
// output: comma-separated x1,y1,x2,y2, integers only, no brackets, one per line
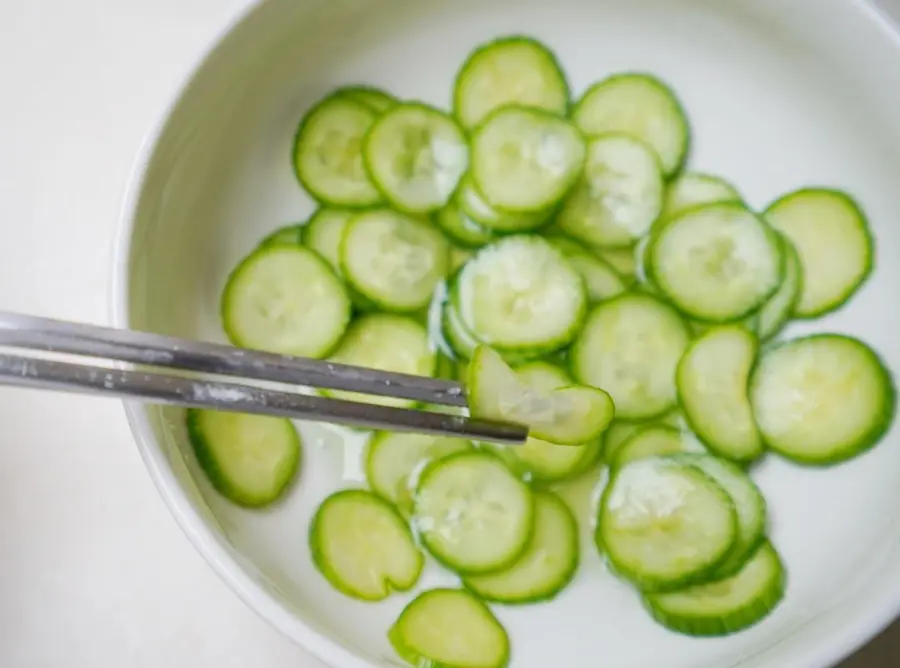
414,451,534,574
556,134,665,248
364,103,468,214
450,246,475,273
304,208,354,273
441,300,481,360
454,236,586,355
468,346,614,445
326,314,435,408
677,325,764,463
644,541,785,636
598,246,639,280
310,490,423,601
389,588,510,668
260,223,304,248
756,234,802,341
341,85,397,114
454,36,569,130
293,93,381,206
465,492,579,604
186,410,301,508
662,172,742,221
602,412,685,463
609,425,701,469
597,457,737,591
571,293,691,420
573,73,689,177
671,454,767,579
221,245,351,358
648,202,784,323
457,174,549,232
340,209,449,312
749,334,895,465
435,200,497,248
365,431,472,510
471,106,585,214
546,235,629,302
765,188,873,318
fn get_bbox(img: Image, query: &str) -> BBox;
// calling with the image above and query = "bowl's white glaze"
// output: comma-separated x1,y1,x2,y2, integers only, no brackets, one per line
113,0,900,666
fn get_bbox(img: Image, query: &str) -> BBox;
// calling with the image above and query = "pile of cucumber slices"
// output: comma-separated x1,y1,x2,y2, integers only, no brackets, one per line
184,35,897,668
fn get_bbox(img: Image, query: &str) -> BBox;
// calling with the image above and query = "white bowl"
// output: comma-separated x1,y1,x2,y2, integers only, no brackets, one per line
112,0,900,666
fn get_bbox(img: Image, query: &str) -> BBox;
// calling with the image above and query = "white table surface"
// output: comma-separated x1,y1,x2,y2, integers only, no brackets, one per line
0,1,897,666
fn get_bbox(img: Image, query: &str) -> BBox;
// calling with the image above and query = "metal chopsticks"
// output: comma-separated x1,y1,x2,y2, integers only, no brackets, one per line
0,312,528,445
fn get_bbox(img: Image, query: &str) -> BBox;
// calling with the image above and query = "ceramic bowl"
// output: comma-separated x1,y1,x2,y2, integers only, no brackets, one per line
113,0,900,666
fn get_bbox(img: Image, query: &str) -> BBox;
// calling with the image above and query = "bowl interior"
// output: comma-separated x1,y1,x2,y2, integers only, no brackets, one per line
120,0,900,666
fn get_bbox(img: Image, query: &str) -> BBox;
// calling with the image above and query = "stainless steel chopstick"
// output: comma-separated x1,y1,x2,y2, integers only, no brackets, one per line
0,311,466,407
0,352,527,444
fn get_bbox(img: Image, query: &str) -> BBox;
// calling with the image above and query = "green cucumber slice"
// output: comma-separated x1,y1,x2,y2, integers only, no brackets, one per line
597,457,738,591
450,246,475,273
468,346,614,445
454,36,569,130
260,223,304,248
602,411,684,463
310,490,423,601
644,541,785,636
221,245,351,358
365,431,472,511
454,236,587,355
340,209,449,312
677,325,764,463
573,73,689,177
557,134,664,249
363,103,468,214
648,202,784,323
414,451,534,574
609,425,702,469
749,334,895,465
340,85,397,113
571,293,691,420
292,93,381,206
764,188,873,318
662,172,742,221
456,174,549,232
186,410,301,508
598,246,639,280
756,234,803,341
326,314,435,408
471,106,586,214
671,454,768,579
304,208,354,273
546,235,629,302
435,201,497,248
389,588,510,668
465,492,579,603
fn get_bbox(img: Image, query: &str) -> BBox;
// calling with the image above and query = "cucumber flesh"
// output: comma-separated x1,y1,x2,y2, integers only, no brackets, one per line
310,490,423,601
454,36,569,130
573,73,689,177
749,334,895,465
366,432,472,511
671,454,767,579
644,541,785,636
260,224,304,248
557,134,664,248
677,325,764,463
598,457,738,591
471,106,585,214
546,235,628,302
571,293,691,420
455,236,587,355
340,86,397,113
648,202,783,323
662,172,742,221
364,103,468,214
602,411,684,463
450,246,475,273
186,410,301,508
304,208,354,273
414,451,534,574
340,209,449,312
610,425,702,469
465,492,579,603
598,246,639,279
765,188,873,318
435,201,497,248
457,174,548,232
468,345,614,445
221,245,351,358
326,314,435,408
756,234,802,341
389,588,510,668
293,94,381,206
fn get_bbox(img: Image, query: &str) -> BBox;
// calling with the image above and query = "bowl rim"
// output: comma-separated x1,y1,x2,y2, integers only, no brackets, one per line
109,0,900,666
